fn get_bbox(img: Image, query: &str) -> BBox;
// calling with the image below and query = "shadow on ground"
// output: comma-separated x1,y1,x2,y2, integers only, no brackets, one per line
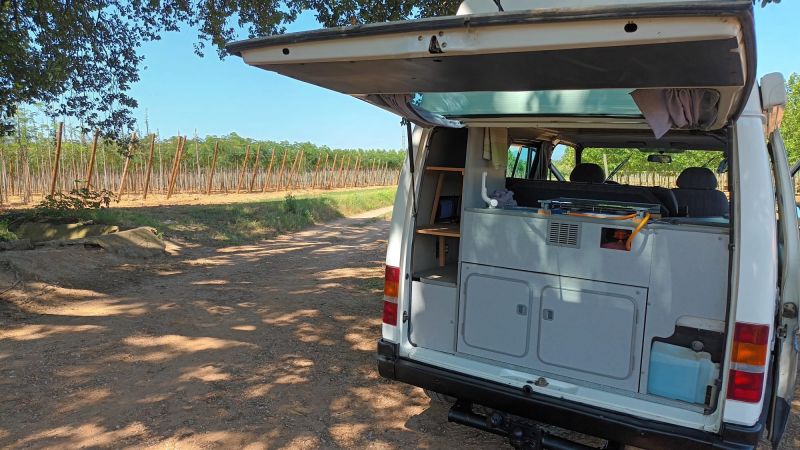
0,214,502,449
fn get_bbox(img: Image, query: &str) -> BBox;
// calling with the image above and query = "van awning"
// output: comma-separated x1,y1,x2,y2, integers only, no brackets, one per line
227,0,755,131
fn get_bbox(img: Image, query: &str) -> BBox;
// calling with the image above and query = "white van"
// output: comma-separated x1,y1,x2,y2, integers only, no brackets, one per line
227,1,798,448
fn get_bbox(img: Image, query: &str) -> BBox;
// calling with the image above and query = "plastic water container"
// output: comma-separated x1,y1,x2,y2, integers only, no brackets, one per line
647,342,719,404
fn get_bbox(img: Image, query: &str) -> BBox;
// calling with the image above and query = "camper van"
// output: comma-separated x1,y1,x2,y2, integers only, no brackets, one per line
227,0,798,448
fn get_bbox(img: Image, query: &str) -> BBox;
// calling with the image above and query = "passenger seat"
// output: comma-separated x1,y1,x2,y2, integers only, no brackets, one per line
570,163,605,183
672,167,729,217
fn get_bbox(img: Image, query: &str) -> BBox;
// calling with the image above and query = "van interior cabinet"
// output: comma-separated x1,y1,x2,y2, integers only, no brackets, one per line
410,280,458,353
458,263,647,392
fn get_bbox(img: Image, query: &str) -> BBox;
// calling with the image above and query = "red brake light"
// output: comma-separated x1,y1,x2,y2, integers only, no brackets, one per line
726,322,770,403
382,301,398,326
727,370,765,403
383,265,400,326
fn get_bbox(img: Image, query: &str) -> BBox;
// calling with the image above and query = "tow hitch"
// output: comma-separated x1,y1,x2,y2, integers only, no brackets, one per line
448,401,603,450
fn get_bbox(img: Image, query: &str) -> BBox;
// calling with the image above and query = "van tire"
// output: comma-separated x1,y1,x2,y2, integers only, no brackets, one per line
424,389,457,404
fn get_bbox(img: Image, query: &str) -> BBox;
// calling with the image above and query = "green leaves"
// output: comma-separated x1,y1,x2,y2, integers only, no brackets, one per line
1,1,460,141
782,73,800,164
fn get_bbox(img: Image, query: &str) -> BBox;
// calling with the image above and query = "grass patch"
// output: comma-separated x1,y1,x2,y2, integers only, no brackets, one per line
0,187,396,246
147,187,396,244
7,187,395,246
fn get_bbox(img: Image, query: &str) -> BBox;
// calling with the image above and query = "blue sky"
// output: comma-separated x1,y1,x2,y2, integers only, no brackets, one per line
129,3,800,150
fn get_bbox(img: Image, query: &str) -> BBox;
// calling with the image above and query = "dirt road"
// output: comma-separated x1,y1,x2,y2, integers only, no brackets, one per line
0,212,796,449
0,211,504,449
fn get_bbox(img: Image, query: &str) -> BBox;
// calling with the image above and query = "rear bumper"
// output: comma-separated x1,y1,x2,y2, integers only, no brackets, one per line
377,339,763,450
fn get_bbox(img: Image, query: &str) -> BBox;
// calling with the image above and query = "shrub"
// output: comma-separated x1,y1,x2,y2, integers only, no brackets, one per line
36,187,115,212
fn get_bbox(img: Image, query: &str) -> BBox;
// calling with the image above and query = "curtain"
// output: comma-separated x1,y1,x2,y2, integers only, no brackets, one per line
631,88,721,139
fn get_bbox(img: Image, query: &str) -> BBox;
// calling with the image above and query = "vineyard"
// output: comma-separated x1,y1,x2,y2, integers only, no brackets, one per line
0,118,405,205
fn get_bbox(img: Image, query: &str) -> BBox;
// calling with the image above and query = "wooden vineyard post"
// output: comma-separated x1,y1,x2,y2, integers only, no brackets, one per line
284,152,300,189
85,129,100,189
351,156,361,187
166,136,185,199
292,150,304,189
117,132,137,201
262,148,275,192
49,122,64,195
276,149,288,191
206,141,220,195
236,144,251,194
327,153,337,189
298,151,307,188
311,153,323,189
336,156,347,188
248,145,261,192
143,134,157,199
321,153,330,188
286,150,301,189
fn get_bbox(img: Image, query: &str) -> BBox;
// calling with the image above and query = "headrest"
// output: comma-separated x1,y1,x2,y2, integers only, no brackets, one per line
676,167,718,190
570,163,605,183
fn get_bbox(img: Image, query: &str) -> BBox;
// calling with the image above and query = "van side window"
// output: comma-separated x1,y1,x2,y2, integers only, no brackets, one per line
506,145,538,179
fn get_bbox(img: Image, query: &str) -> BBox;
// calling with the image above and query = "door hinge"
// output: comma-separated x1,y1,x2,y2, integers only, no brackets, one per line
777,324,788,339
781,302,798,319
402,311,409,323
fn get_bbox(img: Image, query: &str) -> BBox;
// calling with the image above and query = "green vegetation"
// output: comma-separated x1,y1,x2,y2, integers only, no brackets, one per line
0,218,16,242
783,73,800,163
1,187,396,246
1,1,458,137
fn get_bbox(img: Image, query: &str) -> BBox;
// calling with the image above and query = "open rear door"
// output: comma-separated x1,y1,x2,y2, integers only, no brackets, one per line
227,0,756,130
767,128,800,447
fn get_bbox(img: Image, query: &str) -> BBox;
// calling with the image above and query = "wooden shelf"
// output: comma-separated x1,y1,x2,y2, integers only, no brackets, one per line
416,224,461,238
425,166,464,174
414,264,458,287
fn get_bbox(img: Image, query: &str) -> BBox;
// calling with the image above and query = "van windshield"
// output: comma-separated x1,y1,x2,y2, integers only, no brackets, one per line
554,148,728,191
418,90,643,118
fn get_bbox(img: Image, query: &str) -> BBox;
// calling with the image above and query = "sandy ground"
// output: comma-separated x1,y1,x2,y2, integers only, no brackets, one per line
0,210,797,449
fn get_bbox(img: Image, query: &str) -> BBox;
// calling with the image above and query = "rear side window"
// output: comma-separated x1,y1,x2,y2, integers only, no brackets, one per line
506,145,538,179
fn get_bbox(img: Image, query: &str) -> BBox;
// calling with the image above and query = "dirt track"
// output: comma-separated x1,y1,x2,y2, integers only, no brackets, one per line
0,211,505,449
0,212,797,449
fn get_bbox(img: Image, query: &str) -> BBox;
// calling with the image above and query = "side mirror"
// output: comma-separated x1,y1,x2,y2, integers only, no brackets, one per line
647,154,672,164
761,73,787,134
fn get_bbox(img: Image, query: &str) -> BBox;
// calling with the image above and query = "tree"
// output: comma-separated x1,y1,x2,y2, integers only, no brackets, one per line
782,73,799,163
0,1,459,140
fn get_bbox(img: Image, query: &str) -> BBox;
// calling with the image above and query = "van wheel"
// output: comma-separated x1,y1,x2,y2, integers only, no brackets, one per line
424,389,457,404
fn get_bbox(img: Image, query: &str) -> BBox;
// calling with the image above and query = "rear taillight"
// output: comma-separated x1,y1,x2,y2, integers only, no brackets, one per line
726,322,770,403
383,265,400,326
